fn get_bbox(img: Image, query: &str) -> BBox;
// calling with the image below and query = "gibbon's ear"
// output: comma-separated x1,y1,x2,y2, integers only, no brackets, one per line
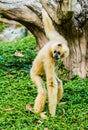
57,44,62,47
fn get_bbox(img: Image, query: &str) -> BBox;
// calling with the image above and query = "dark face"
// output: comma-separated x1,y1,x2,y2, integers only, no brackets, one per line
53,50,61,60
53,44,62,60
52,43,69,60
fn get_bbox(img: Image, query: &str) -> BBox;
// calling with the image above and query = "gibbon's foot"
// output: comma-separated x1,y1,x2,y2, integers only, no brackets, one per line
26,104,47,119
58,101,67,106
34,93,46,114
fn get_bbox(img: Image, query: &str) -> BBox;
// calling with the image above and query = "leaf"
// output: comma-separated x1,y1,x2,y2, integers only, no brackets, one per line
59,108,65,118
26,104,34,113
35,120,43,125
14,51,24,57
61,122,66,125
58,101,67,105
44,128,49,130
4,108,15,111
40,112,47,119
34,128,37,130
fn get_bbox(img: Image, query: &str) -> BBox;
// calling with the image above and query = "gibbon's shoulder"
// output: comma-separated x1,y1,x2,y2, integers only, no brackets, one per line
34,41,53,60
37,42,51,56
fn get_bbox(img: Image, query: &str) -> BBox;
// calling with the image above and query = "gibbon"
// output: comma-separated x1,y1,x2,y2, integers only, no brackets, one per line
30,9,69,116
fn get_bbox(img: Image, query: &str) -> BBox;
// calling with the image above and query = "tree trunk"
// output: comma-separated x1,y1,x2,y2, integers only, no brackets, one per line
0,0,88,78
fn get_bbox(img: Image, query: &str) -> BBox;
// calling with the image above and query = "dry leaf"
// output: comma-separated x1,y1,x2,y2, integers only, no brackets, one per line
58,101,67,106
44,128,49,130
40,112,47,119
14,51,24,57
61,108,65,116
4,108,15,111
59,108,65,118
35,120,43,125
26,104,34,113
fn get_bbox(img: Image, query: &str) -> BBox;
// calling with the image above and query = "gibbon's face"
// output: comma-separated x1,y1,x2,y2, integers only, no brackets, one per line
52,43,69,60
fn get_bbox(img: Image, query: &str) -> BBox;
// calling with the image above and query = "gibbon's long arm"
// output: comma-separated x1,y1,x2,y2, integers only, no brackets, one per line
42,9,67,43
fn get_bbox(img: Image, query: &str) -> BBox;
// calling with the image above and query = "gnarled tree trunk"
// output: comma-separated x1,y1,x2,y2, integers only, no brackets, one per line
0,0,88,78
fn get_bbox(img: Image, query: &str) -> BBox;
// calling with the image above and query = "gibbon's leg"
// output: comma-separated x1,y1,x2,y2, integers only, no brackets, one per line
56,76,63,104
47,76,58,116
45,63,58,116
30,72,46,114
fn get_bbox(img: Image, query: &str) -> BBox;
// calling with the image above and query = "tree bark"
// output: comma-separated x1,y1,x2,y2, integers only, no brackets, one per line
0,0,88,78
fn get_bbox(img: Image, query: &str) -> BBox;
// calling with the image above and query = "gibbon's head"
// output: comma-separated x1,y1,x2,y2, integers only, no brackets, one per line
51,42,69,60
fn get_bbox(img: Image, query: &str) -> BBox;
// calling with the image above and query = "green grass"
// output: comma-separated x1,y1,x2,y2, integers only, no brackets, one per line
0,36,88,130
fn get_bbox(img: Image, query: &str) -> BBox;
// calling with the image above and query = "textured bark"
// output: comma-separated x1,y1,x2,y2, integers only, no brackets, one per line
0,0,88,78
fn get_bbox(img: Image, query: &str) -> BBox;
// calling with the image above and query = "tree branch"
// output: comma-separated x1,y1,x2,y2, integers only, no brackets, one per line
0,0,88,28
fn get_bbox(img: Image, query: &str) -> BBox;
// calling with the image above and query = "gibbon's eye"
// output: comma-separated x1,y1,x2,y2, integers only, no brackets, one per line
57,51,61,55
58,44,62,46
54,50,57,53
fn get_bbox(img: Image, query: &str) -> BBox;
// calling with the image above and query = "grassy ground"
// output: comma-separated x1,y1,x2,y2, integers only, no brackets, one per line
0,36,88,130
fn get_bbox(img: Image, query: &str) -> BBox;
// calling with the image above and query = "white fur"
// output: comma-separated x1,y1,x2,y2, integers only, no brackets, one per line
30,9,69,116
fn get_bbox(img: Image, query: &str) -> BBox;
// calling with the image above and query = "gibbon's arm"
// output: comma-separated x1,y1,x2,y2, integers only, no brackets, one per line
42,9,66,43
44,59,56,86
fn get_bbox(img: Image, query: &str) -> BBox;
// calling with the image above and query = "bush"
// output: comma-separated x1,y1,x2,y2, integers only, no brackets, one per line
0,35,36,73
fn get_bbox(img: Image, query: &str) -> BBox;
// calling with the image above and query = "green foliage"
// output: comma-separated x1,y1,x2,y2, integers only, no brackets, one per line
0,22,6,33
0,36,88,130
0,14,7,33
56,60,70,83
0,35,36,72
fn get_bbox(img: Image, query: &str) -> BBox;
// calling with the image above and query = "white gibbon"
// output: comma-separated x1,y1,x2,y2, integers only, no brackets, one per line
30,9,69,116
